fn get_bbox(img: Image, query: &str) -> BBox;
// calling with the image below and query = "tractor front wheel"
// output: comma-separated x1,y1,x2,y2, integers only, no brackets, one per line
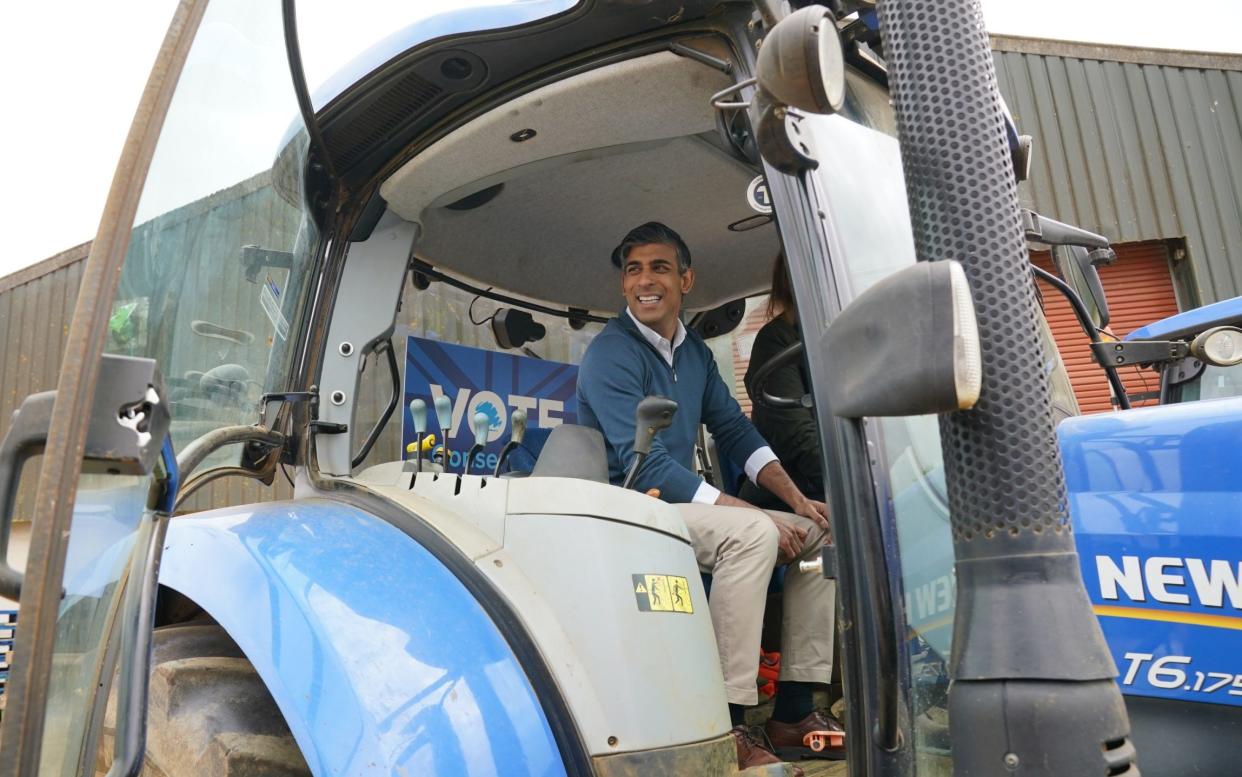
97,621,311,776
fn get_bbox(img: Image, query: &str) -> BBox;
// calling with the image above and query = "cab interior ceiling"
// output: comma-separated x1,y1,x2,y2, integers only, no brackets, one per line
377,49,780,315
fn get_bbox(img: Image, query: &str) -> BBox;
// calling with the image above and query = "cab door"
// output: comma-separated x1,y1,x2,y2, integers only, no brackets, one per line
752,63,943,776
0,1,320,773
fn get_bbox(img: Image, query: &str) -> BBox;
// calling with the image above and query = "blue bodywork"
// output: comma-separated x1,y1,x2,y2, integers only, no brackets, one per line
1060,397,1242,707
159,499,565,777
1125,295,1242,341
897,395,1242,712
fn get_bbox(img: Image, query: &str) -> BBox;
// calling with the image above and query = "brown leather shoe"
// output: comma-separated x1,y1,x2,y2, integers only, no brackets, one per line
764,710,847,760
731,725,804,776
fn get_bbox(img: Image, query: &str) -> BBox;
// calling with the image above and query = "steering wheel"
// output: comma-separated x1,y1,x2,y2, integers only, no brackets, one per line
749,341,813,410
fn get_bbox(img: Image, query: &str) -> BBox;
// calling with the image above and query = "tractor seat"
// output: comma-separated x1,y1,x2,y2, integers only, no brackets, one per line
509,424,610,483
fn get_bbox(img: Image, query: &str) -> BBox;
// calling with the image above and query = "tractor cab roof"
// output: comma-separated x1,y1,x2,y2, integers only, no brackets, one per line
310,0,782,315
381,48,779,314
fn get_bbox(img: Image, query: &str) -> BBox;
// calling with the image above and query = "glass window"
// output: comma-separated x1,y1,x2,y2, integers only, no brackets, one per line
40,3,312,770
352,279,606,470
1176,363,1242,403
803,72,1078,773
802,72,950,773
40,475,153,775
105,0,318,459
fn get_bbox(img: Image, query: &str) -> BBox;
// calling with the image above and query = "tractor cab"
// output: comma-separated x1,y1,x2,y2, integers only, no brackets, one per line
0,2,1137,777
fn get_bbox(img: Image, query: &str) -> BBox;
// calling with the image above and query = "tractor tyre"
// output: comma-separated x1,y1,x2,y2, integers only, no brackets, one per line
96,622,311,776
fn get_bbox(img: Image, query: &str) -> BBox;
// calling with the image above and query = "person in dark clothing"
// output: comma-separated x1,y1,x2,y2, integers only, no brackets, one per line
576,223,841,769
744,253,824,503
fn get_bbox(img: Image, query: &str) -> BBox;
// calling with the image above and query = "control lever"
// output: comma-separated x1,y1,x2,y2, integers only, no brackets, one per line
410,399,427,473
622,396,678,490
433,395,453,467
465,411,490,475
494,408,527,477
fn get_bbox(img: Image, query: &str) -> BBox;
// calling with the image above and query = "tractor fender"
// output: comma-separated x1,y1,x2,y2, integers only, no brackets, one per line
159,497,566,777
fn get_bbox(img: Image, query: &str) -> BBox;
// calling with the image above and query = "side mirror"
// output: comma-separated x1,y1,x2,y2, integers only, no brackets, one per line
825,260,981,418
1022,210,1113,330
1052,245,1111,330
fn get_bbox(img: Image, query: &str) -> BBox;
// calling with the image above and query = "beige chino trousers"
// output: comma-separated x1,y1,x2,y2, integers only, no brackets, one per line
677,504,836,706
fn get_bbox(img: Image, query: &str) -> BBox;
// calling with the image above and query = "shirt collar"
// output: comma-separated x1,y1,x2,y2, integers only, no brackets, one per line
625,308,686,367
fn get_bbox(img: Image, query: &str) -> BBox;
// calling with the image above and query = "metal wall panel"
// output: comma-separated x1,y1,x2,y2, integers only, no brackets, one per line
994,35,1242,304
0,245,92,523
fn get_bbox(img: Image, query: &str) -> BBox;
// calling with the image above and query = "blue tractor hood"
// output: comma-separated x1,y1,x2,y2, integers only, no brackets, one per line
1125,295,1242,342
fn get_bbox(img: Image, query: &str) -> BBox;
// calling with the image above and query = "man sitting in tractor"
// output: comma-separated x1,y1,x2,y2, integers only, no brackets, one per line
576,222,843,769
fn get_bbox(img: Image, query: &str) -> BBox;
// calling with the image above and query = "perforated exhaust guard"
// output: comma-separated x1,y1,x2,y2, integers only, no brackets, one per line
875,0,1138,774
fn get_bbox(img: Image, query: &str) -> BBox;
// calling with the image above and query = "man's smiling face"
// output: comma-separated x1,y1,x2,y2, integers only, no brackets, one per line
621,242,694,341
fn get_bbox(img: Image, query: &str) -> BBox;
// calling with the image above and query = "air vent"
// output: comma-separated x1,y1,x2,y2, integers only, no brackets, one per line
327,71,444,171
1103,736,1138,775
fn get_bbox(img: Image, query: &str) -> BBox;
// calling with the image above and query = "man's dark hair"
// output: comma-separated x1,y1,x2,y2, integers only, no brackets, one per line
610,222,692,273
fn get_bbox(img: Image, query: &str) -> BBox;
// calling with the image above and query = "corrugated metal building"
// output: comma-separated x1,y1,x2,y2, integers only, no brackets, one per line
996,35,1242,409
4,35,1242,515
994,35,1242,307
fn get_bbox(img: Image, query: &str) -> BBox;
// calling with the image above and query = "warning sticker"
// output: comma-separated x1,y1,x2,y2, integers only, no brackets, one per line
633,574,693,614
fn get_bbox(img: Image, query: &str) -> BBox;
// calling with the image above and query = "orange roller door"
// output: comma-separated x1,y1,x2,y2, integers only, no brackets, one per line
1033,241,1181,414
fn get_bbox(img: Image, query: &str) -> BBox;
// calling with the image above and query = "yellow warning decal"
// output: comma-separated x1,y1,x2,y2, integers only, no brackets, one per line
633,574,693,614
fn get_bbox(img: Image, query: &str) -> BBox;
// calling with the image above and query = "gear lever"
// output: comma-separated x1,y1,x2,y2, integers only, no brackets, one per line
622,396,678,490
465,411,490,475
494,408,527,477
433,395,453,468
409,399,427,473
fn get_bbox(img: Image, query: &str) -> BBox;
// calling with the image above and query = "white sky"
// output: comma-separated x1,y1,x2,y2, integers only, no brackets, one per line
0,0,1239,277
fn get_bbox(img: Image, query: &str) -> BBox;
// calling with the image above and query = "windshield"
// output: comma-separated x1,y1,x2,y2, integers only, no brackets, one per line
1175,363,1242,402
105,0,317,463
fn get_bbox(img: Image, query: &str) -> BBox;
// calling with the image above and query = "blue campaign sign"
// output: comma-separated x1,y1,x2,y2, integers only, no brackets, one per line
403,336,579,473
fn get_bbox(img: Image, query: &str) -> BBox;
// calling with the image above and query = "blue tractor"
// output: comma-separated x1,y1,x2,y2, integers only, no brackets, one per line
9,0,1225,775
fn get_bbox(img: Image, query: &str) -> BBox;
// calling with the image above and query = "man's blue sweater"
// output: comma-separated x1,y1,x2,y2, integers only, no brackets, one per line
576,311,770,503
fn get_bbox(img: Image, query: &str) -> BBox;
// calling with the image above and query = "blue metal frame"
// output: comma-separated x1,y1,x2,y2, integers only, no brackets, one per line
158,499,566,777
1125,295,1242,341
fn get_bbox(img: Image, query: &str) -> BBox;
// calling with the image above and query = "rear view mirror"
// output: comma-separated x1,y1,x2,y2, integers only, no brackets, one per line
1052,245,1111,330
825,260,981,418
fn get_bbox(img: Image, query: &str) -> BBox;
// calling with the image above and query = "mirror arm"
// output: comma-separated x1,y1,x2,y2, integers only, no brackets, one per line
1030,265,1130,410
1022,209,1109,249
